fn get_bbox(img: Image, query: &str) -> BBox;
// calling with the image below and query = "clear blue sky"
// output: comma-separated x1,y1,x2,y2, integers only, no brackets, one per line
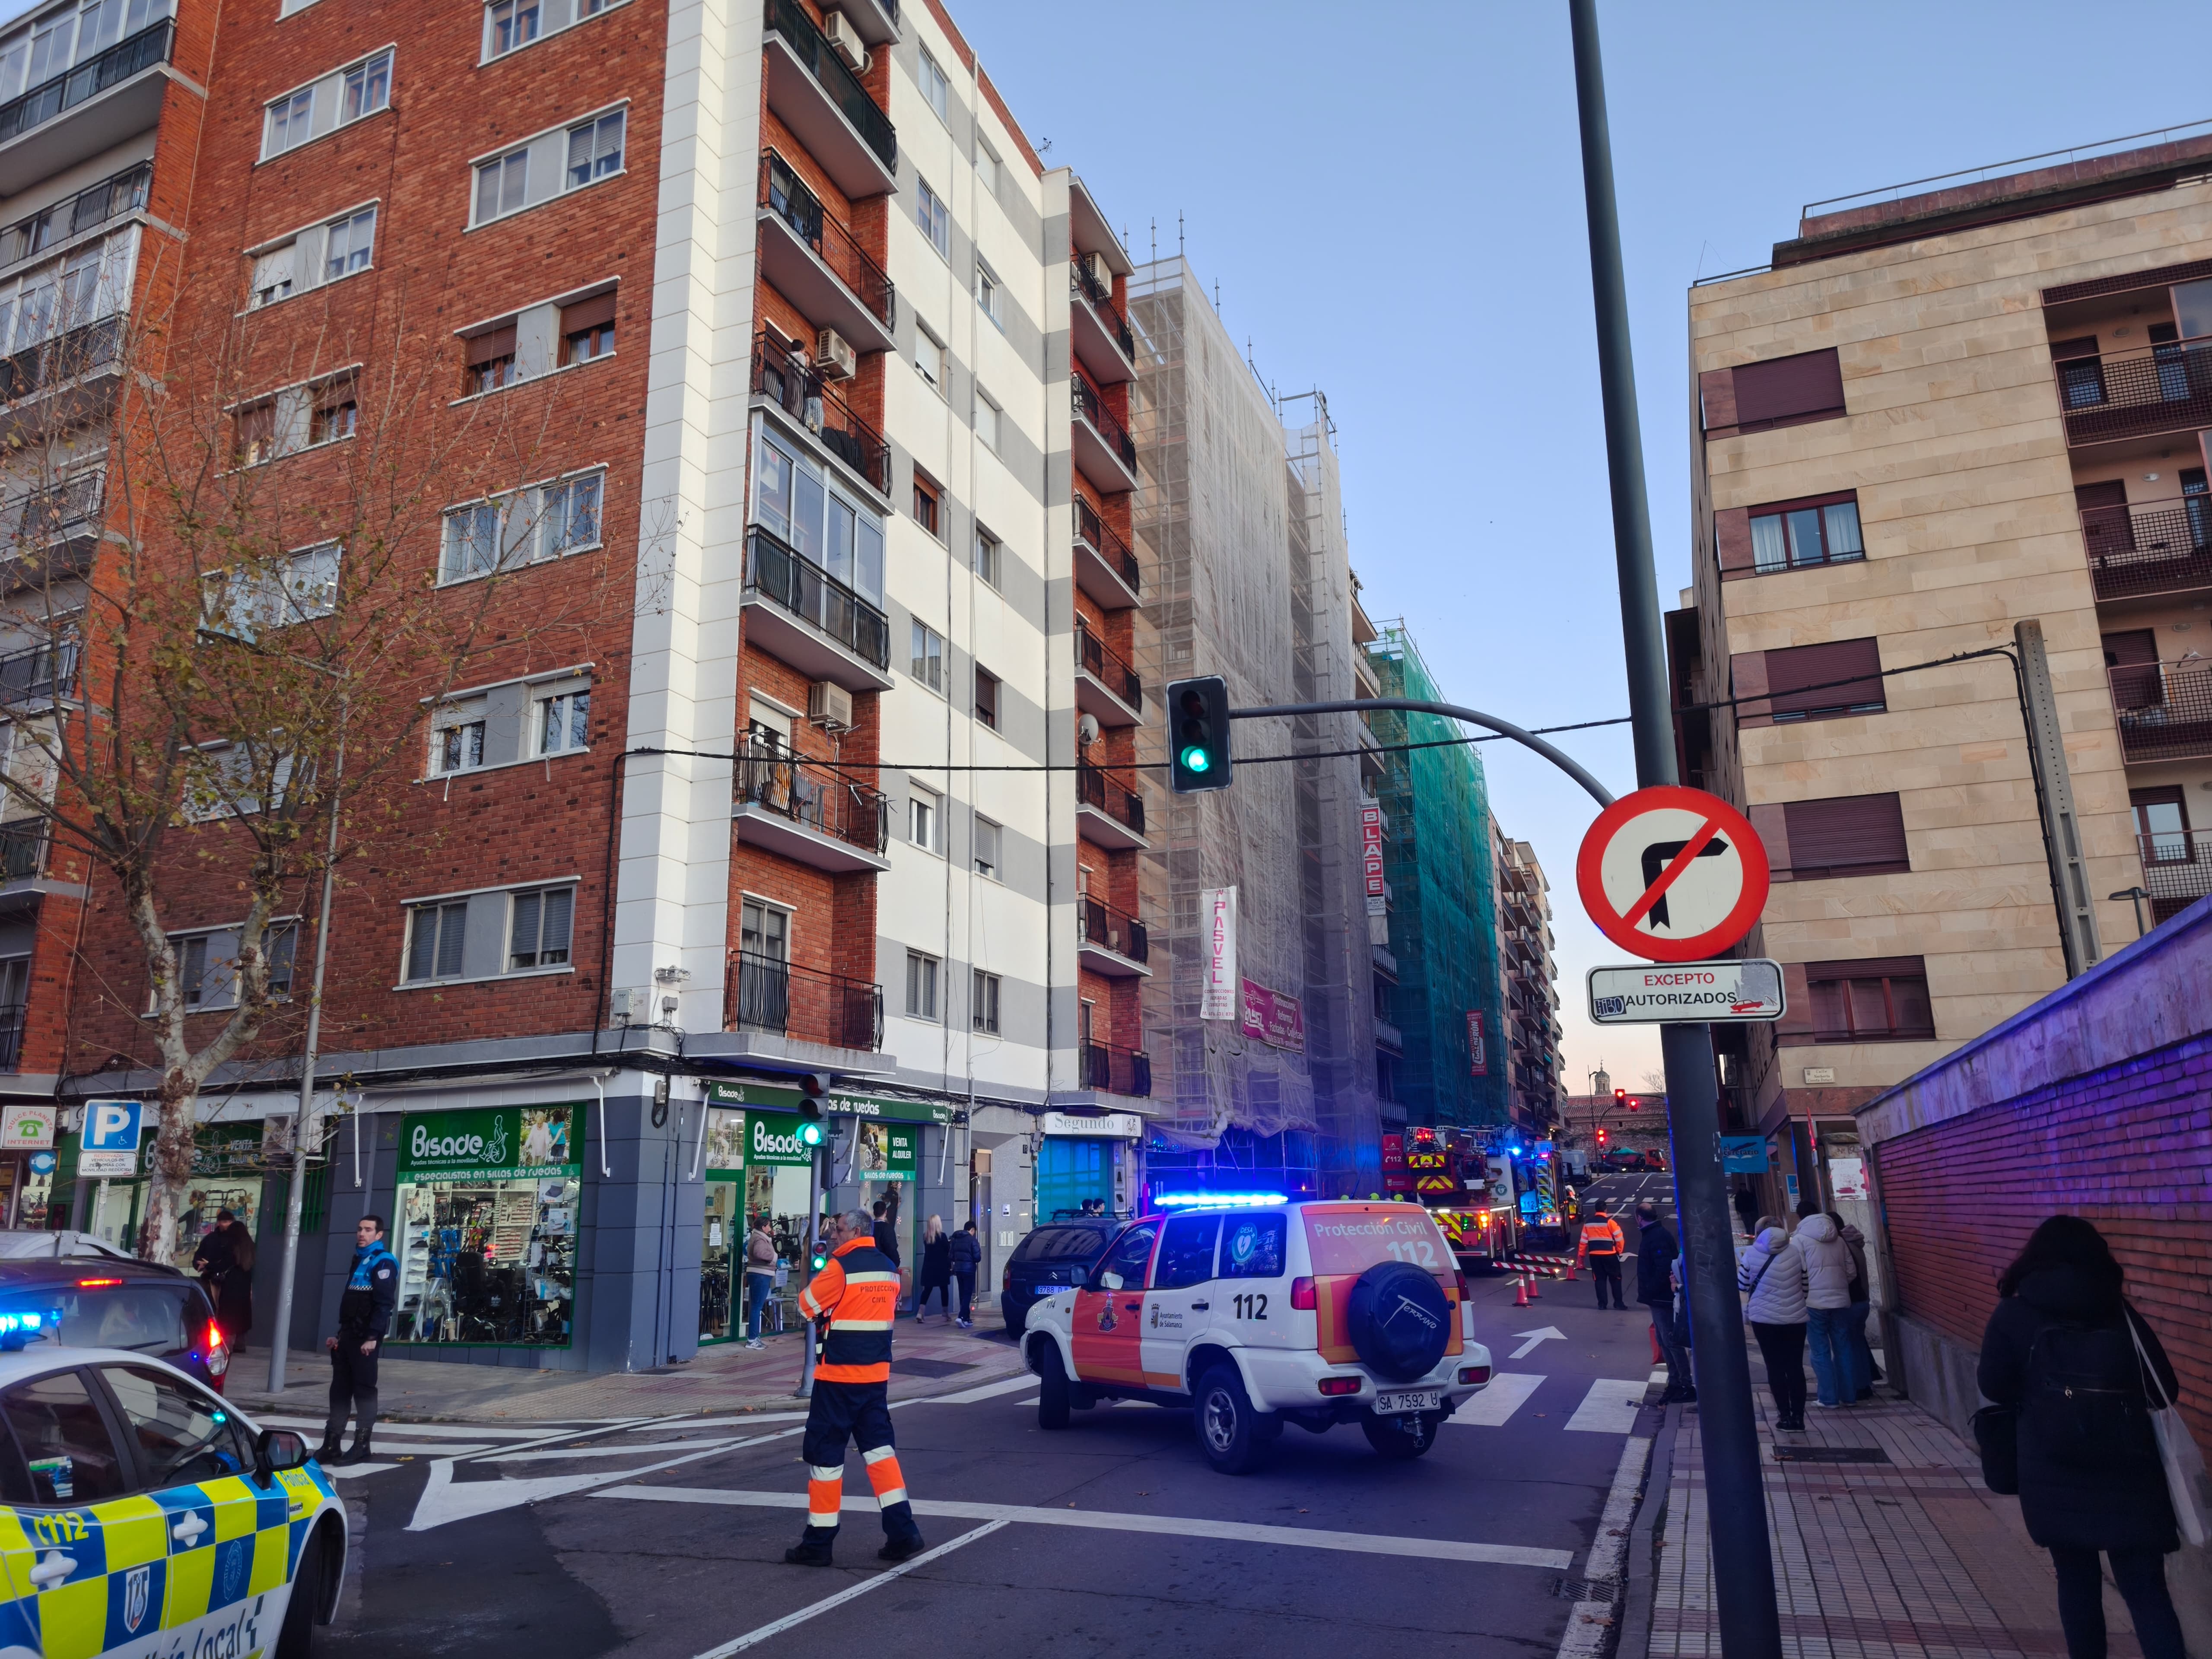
951,0,2208,1096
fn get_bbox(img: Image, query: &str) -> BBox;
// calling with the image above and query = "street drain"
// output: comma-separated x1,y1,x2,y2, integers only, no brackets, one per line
1551,1576,1621,1602
1773,1446,1891,1464
890,1357,976,1379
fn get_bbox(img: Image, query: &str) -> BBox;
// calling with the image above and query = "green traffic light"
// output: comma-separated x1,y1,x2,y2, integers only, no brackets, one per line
798,1120,823,1147
1180,747,1211,773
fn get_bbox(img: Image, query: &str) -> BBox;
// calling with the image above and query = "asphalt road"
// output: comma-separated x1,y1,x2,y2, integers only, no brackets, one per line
300,1268,1670,1659
1573,1169,1681,1232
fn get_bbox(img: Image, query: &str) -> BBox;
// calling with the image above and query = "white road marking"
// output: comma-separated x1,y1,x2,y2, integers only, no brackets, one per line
256,1415,548,1441
1509,1326,1566,1360
627,1412,811,1430
1111,1399,1161,1409
345,1442,498,1457
923,1373,1040,1405
1448,1372,1544,1427
599,1485,1574,1569
483,1441,739,1463
691,1522,1011,1656
1564,1379,1646,1434
405,1425,804,1531
1556,1433,1653,1659
324,1462,400,1479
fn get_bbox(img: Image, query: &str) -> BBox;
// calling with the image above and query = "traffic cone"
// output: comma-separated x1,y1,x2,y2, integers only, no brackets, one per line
1513,1275,1529,1308
1564,1257,1578,1281
1526,1272,1541,1300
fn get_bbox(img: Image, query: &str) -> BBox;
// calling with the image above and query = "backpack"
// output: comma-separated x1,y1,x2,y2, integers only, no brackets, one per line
2024,1317,2155,1471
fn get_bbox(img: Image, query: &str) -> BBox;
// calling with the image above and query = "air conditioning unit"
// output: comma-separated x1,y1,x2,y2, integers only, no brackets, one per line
1082,251,1113,292
809,680,854,731
821,10,868,72
814,327,857,381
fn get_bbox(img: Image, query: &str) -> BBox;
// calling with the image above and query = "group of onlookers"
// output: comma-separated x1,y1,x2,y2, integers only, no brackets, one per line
1733,1203,1877,1429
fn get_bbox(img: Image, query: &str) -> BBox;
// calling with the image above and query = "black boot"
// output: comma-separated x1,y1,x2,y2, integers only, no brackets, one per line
878,1531,927,1562
785,1527,837,1566
337,1415,376,1464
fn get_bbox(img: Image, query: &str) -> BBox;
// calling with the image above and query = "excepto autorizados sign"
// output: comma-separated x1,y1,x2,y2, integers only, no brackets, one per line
1586,959,1786,1025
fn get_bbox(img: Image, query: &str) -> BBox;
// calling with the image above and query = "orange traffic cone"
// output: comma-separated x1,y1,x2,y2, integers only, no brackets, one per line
1526,1272,1541,1300
1513,1275,1530,1308
1564,1257,1578,1281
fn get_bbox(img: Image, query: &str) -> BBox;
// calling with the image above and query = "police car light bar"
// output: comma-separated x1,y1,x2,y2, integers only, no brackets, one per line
1153,1191,1287,1209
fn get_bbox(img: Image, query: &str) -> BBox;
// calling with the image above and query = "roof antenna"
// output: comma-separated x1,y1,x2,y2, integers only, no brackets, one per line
1150,216,1157,263
1178,211,1184,261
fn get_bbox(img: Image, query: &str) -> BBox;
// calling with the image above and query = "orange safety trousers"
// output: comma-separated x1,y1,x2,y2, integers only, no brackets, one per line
800,1378,920,1544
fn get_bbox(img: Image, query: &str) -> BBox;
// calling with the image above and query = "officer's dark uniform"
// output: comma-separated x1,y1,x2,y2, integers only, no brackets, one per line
320,1235,398,1463
787,1233,924,1566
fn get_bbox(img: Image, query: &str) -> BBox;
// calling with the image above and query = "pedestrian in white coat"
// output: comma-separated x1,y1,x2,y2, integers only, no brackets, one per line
1737,1217,1809,1430
1795,1212,1865,1406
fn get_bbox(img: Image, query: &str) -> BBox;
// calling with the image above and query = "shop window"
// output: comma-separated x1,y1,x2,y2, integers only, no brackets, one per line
392,1103,581,1347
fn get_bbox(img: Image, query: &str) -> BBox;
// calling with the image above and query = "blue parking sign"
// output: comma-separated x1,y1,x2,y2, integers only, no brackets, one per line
81,1100,145,1175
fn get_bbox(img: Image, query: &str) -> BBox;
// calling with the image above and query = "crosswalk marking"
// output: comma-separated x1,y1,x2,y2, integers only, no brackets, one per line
1449,1372,1545,1427
924,1373,1040,1405
1564,1379,1646,1434
257,1414,547,1441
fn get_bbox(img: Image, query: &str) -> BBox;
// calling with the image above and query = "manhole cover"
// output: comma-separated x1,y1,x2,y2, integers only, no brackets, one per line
891,1357,975,1379
1550,1576,1621,1602
1774,1445,1891,1463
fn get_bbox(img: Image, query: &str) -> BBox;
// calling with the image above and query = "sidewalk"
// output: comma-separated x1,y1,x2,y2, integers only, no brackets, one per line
222,1313,1025,1424
1642,1382,2145,1659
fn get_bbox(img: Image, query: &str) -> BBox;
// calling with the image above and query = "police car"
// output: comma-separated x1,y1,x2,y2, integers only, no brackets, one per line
1020,1198,1494,1473
0,1337,345,1658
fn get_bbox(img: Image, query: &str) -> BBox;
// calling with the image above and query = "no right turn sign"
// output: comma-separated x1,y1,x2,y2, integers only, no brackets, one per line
1576,785,1770,963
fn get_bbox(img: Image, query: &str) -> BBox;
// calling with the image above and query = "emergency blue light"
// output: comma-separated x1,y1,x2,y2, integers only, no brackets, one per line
1154,1191,1287,1209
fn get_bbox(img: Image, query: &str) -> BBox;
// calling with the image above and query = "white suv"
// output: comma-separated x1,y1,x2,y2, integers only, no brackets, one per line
1020,1199,1494,1473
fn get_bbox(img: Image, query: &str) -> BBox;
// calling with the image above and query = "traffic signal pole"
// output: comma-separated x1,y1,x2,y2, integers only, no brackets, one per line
1568,2,1782,1653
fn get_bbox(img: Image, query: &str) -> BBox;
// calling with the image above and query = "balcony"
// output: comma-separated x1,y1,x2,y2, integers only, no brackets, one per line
1075,762,1146,851
743,526,894,692
1070,259,1135,385
0,161,147,273
757,152,896,355
0,820,43,884
0,20,175,197
0,639,77,707
841,0,899,47
0,1004,21,1071
733,740,890,873
2111,661,2212,764
752,333,889,499
1078,1041,1151,1098
762,0,896,200
2056,335,2212,448
0,316,125,424
3,471,103,593
725,950,884,1052
1076,895,1148,977
1373,1017,1403,1053
2081,497,2212,602
1071,373,1138,493
2141,832,2212,924
1073,496,1139,610
1074,621,1141,726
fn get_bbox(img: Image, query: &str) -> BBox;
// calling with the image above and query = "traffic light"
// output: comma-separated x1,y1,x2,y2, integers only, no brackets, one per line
796,1073,826,1148
1596,1127,1608,1147
1167,675,1233,793
1614,1088,1627,1108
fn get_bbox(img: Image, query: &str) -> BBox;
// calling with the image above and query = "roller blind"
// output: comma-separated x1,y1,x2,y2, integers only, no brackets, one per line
1712,349,1846,432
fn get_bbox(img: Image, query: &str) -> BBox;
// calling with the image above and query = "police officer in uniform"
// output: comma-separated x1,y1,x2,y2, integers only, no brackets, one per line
786,1208,926,1567
318,1213,398,1465
1578,1202,1628,1310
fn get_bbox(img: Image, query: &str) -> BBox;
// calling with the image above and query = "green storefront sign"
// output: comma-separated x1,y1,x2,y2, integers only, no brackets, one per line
397,1103,584,1184
744,1111,817,1168
850,1119,918,1181
704,1081,953,1125
137,1121,270,1178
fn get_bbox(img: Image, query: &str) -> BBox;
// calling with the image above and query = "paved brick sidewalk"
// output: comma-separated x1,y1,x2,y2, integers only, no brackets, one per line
1647,1386,2145,1659
222,1313,1026,1424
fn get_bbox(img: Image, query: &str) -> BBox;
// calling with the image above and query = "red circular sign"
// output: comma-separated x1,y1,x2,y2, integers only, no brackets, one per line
1576,785,1770,963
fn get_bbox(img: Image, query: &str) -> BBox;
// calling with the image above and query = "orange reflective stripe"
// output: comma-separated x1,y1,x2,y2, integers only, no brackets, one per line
799,1258,845,1319
864,1452,907,1499
816,1360,891,1383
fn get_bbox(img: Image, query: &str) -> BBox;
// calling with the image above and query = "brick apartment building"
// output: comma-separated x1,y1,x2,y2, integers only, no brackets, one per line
0,0,1158,1370
1674,124,2212,1214
1492,830,1564,1136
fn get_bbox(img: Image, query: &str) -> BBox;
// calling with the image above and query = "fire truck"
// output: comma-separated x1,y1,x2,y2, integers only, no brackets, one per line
1387,1127,1522,1271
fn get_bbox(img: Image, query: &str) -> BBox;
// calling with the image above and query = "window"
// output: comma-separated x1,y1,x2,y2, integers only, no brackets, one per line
1751,793,1909,882
262,49,391,161
232,400,279,467
181,741,295,821
1732,637,1885,728
475,151,529,223
541,472,603,556
972,968,1000,1034
974,526,1001,588
915,178,948,257
974,666,998,730
909,619,944,692
912,325,945,394
974,393,1001,452
168,922,297,1008
740,896,788,962
202,543,340,641
434,716,486,775
507,885,573,969
1,1370,126,1507
975,143,1000,197
486,0,539,57
750,425,885,602
246,206,376,311
1699,348,1847,435
1719,492,1864,578
912,472,941,538
1092,1222,1157,1290
341,49,391,122
2052,337,2106,409
249,245,293,308
2131,788,2192,865
101,1367,251,1490
1217,1214,1287,1279
973,814,1001,879
474,106,626,225
908,784,939,852
308,377,357,445
464,323,518,394
405,901,469,981
535,686,590,755
443,501,501,580
917,48,949,122
559,292,616,365
905,950,940,1020
975,262,1004,331
264,89,313,157
1783,956,1935,1045
1153,1214,1221,1290
567,110,625,188
439,469,606,581
323,206,376,281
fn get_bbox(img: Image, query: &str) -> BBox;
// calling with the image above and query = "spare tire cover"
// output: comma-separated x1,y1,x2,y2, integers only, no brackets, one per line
1346,1262,1451,1382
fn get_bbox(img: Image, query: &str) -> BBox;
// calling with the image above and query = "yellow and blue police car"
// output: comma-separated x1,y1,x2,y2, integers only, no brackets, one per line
0,1333,344,1659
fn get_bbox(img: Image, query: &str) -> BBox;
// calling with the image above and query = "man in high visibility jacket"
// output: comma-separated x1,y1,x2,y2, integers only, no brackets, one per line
1578,1202,1628,1310
787,1208,927,1567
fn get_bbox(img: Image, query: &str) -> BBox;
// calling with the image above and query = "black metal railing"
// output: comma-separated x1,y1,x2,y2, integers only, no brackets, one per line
1075,620,1141,710
735,738,887,854
0,639,76,706
1077,895,1147,963
760,152,894,330
2141,831,2212,924
1071,373,1136,474
2080,497,2212,601
0,821,43,882
0,162,148,270
764,0,896,171
1073,496,1139,595
1075,763,1144,834
744,525,890,669
752,332,889,493
726,950,884,1051
12,471,102,546
1080,1040,1151,1096
2111,662,2212,763
2058,335,2212,445
1070,259,1135,362
0,19,175,147
0,1004,22,1072
0,316,124,407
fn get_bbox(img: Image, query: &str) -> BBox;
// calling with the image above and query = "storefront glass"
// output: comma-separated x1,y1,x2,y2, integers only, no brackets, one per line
392,1103,582,1348
1036,1137,1110,1222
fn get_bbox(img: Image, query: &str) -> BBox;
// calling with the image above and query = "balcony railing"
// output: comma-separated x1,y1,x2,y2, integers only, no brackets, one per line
0,19,175,147
1075,620,1141,710
760,152,895,330
1070,259,1135,362
12,471,102,546
752,332,889,494
2110,661,2212,763
2080,497,2212,601
764,0,896,170
0,820,44,882
726,950,884,1051
1071,373,1136,472
0,316,124,408
1074,496,1139,595
0,1004,21,1072
2057,335,2212,445
736,739,887,854
0,639,76,706
1079,1040,1151,1097
0,162,147,270
744,526,891,669
2141,831,2212,924
1075,762,1144,835
1077,894,1147,963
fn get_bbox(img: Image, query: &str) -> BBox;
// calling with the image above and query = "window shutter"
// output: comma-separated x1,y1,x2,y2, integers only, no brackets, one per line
1779,793,1908,879
561,290,616,334
2073,479,2133,560
1805,954,1923,982
2104,627,2162,709
1697,368,1738,432
596,112,624,168
1776,960,1813,1042
1729,350,1846,430
2047,336,2101,362
1714,507,1756,578
510,890,541,966
1730,649,1773,728
467,324,517,366
433,905,467,979
251,245,293,300
1747,802,1791,877
540,887,573,962
1764,638,1884,720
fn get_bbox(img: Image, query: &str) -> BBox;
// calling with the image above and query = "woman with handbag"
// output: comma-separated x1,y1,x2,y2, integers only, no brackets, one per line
1737,1216,1809,1431
1977,1216,2188,1659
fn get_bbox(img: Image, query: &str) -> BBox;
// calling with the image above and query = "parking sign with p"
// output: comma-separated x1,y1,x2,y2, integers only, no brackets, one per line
80,1099,145,1176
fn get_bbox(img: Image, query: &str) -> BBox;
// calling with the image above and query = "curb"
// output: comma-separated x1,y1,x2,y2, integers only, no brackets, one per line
1614,1399,1682,1659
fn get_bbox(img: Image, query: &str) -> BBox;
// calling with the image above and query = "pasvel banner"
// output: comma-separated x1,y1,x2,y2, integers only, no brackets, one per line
1200,886,1238,1020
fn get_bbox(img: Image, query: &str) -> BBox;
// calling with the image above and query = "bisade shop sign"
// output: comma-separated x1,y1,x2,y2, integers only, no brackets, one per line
397,1104,584,1183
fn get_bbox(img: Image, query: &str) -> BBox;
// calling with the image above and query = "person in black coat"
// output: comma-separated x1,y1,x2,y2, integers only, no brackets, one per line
914,1217,954,1323
192,1209,255,1351
948,1222,982,1328
1977,1215,2186,1659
